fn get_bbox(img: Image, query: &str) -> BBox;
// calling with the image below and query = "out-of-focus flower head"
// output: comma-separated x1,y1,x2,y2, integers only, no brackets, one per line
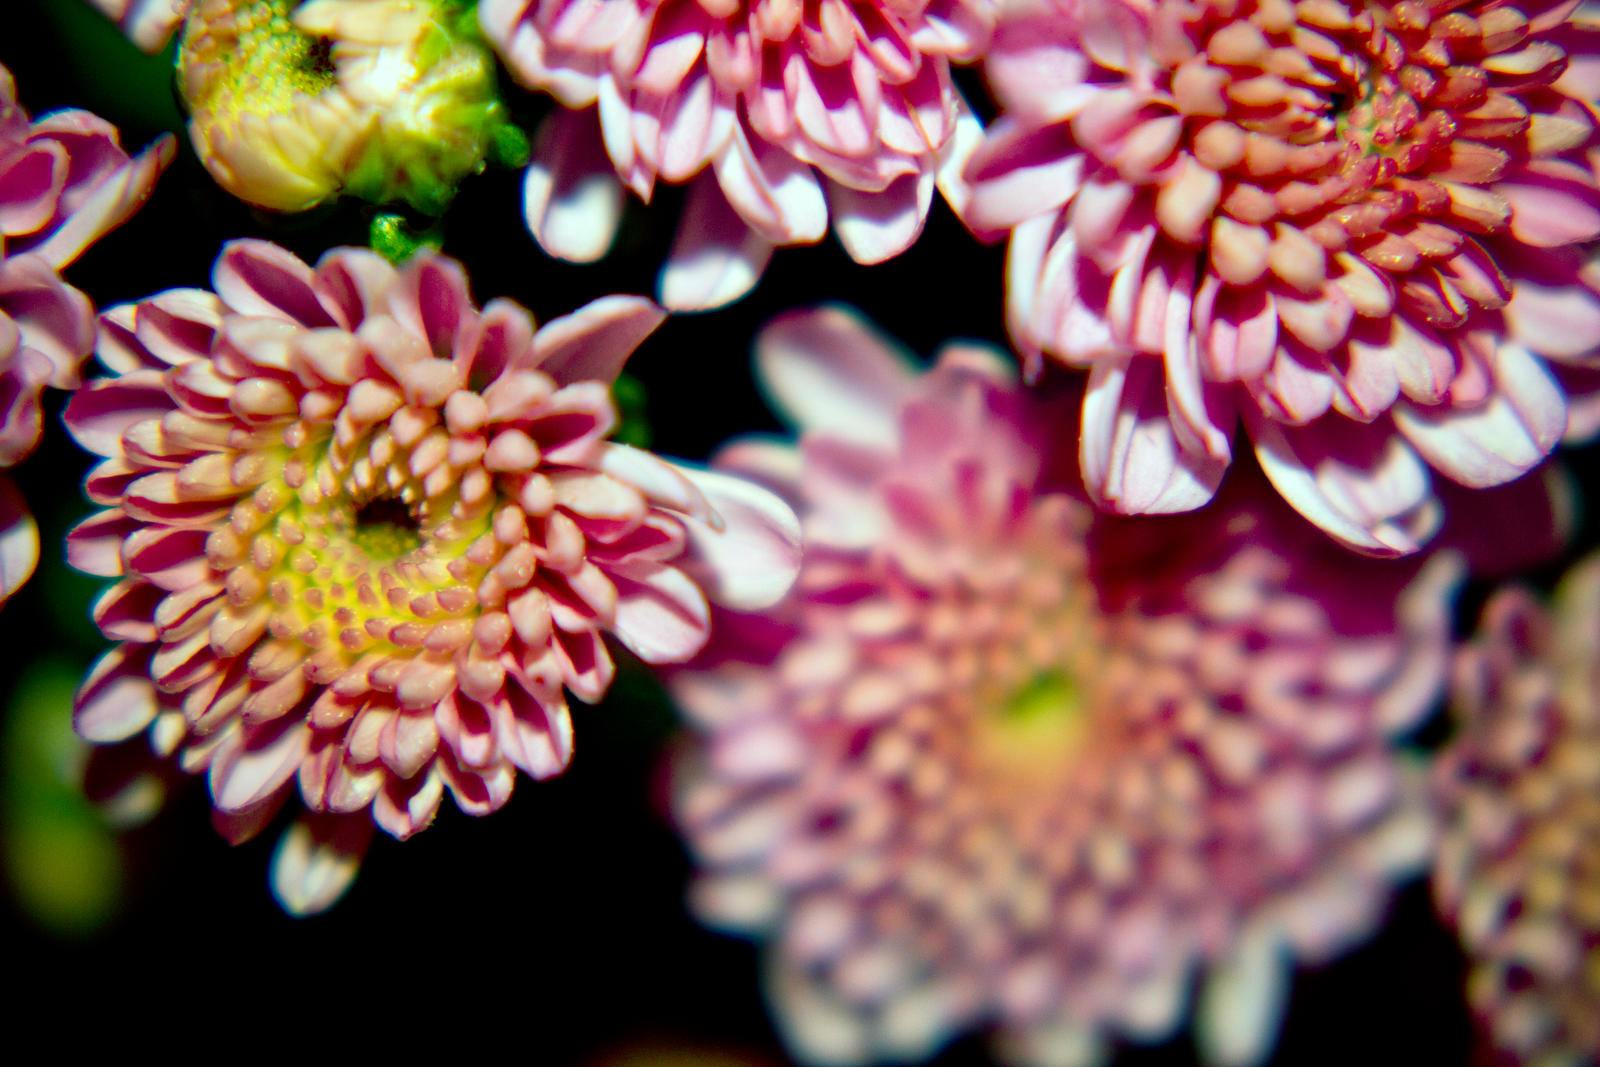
1434,554,1600,1064
63,239,801,913
963,0,1600,556
120,0,522,214
0,62,172,604
671,308,1456,1066
478,0,995,310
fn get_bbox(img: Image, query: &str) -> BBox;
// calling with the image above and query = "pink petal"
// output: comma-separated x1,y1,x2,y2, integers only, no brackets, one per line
610,560,712,662
498,677,573,779
0,142,66,235
0,474,38,605
672,463,803,611
962,120,1083,232
67,508,138,577
522,107,626,263
1081,353,1226,514
652,65,736,182
212,239,335,328
1247,410,1440,555
1504,278,1600,360
0,253,95,385
712,126,828,245
827,170,934,264
269,814,374,916
659,172,775,310
1160,256,1235,462
982,4,1095,117
209,718,311,813
626,0,709,92
598,442,717,523
530,295,666,385
1498,160,1600,247
790,52,878,160
1392,343,1567,487
75,644,158,743
439,755,516,816
64,369,177,457
933,95,997,239
755,306,916,448
553,625,616,702
29,134,175,271
373,767,444,839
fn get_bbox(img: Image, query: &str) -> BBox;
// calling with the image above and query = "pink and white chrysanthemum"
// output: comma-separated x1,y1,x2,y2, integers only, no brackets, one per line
479,0,994,310
671,308,1456,1066
63,239,802,913
0,62,172,603
1434,555,1600,1064
963,0,1600,555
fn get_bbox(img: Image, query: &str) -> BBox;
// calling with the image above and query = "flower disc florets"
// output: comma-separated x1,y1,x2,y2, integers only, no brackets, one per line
966,0,1600,554
64,239,800,912
479,0,996,308
671,308,1456,1065
1435,556,1600,1064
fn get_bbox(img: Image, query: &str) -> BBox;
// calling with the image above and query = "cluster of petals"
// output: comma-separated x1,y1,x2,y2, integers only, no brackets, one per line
0,62,172,604
963,0,1600,555
479,0,995,309
63,239,801,913
670,308,1455,1066
1434,554,1600,1064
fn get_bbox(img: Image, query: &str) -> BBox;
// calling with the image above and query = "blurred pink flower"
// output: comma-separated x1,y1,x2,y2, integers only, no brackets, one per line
64,240,801,913
479,0,994,309
963,0,1600,555
0,62,172,604
1434,556,1600,1064
672,308,1456,1066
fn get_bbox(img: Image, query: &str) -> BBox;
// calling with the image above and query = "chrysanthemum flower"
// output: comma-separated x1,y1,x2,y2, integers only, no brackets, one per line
63,239,802,913
478,0,995,310
0,62,172,603
671,308,1455,1066
1434,555,1600,1064
963,0,1600,555
172,0,518,213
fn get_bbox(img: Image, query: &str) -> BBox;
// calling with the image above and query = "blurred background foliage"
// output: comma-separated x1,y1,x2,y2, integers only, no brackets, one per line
0,0,1521,1062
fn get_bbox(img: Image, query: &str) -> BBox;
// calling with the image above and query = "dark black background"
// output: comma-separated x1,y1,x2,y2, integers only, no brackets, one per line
1,2,1486,1063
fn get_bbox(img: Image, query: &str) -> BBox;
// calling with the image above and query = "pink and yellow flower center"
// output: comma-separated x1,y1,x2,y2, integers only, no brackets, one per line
192,400,505,725
1109,0,1590,336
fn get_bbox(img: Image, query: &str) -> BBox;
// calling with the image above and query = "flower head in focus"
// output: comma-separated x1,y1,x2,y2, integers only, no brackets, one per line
64,240,801,913
671,308,1455,1066
1434,555,1600,1064
175,0,521,214
0,62,172,604
478,0,995,310
964,0,1600,555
